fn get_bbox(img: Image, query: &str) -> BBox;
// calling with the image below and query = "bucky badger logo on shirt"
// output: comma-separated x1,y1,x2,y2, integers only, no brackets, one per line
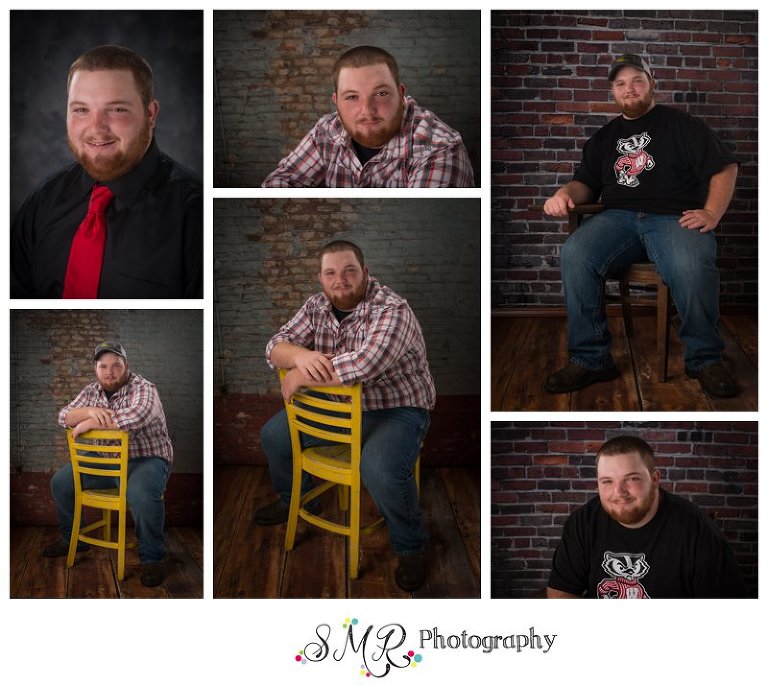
614,132,655,188
597,551,651,599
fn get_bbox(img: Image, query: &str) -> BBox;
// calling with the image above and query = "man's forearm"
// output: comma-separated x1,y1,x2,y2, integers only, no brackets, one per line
270,342,309,369
558,180,595,205
62,407,97,427
703,163,738,223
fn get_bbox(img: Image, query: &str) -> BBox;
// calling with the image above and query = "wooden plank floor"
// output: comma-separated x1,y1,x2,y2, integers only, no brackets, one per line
492,312,757,411
214,464,480,599
10,526,203,598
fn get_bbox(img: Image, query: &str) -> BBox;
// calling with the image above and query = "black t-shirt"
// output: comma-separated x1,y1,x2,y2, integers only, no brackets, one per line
573,104,738,215
548,489,746,598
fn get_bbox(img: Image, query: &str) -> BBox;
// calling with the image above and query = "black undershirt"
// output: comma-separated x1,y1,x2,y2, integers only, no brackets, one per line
352,140,382,165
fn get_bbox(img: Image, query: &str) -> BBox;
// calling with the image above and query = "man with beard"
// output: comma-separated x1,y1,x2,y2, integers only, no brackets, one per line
256,240,436,591
542,53,740,397
546,436,745,598
44,342,173,587
261,45,474,187
11,45,202,298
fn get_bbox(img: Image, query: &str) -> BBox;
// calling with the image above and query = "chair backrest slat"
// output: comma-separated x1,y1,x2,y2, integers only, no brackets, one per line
67,429,130,495
279,370,362,459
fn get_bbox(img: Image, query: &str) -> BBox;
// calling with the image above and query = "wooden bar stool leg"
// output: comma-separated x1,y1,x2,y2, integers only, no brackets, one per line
657,283,670,382
619,277,634,337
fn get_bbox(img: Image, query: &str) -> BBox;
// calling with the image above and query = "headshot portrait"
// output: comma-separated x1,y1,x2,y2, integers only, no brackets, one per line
9,310,203,598
490,10,757,411
491,422,757,599
10,10,203,299
213,198,480,598
214,10,480,187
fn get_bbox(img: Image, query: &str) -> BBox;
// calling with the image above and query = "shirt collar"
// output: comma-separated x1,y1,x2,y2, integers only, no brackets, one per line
328,97,417,162
80,139,161,209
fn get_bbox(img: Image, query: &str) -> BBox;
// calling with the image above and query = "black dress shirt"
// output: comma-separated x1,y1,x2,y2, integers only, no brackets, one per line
11,140,202,298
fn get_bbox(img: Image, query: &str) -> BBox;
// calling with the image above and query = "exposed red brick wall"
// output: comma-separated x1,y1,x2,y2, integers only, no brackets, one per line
491,421,758,598
491,10,757,309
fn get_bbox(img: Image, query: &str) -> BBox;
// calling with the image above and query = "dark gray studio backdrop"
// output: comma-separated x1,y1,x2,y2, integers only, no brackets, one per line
10,10,203,219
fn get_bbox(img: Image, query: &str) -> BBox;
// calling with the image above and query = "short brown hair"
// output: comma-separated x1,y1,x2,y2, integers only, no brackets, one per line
319,240,365,269
67,45,155,108
332,46,399,93
595,435,656,473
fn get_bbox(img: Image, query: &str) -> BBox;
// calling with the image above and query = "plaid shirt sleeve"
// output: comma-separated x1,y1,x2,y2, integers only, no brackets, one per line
111,382,163,431
407,141,475,187
264,301,317,367
331,302,416,384
58,384,100,427
261,126,327,188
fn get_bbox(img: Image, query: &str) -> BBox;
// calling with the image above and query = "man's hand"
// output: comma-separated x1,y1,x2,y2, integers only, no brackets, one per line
543,192,575,217
679,208,719,233
293,349,335,383
87,407,116,428
280,368,306,403
72,418,98,439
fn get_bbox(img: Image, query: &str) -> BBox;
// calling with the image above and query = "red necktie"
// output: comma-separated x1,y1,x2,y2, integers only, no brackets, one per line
62,185,114,299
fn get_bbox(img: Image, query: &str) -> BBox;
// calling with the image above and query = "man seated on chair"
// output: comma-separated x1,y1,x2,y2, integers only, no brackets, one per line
546,435,746,599
261,45,475,187
542,53,739,397
256,240,436,592
43,341,173,587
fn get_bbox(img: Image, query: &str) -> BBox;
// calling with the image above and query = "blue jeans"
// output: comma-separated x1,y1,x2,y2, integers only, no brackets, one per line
260,406,430,555
50,456,171,564
560,209,724,370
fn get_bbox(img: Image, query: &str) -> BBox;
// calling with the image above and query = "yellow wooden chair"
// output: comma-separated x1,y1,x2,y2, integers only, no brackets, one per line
280,371,420,579
66,428,134,581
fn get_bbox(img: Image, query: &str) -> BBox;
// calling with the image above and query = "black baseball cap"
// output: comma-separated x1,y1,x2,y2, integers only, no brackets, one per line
94,341,127,362
609,53,653,82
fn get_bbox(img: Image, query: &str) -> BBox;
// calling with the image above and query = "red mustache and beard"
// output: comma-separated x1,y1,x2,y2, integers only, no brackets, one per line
68,118,153,182
324,278,368,312
616,82,655,120
602,480,659,526
340,100,404,149
99,367,131,393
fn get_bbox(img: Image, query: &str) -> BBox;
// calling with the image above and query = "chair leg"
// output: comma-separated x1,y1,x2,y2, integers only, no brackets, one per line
657,284,670,382
67,501,83,568
348,476,361,580
619,278,634,337
117,509,127,582
284,458,303,552
338,484,350,512
103,509,112,542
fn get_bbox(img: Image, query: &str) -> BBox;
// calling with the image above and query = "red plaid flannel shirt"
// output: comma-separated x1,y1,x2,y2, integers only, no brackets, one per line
266,278,436,411
58,371,173,462
261,96,474,188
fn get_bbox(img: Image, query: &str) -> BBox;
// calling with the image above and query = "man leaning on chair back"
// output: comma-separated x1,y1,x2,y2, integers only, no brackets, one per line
43,341,173,587
542,53,739,398
255,240,436,592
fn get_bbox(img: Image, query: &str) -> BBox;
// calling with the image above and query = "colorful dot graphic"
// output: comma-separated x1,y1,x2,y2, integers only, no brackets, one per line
295,650,307,665
343,617,359,628
405,650,423,667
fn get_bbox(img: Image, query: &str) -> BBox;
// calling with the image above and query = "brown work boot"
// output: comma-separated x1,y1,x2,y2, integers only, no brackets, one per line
395,552,427,592
544,361,619,394
686,363,740,398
